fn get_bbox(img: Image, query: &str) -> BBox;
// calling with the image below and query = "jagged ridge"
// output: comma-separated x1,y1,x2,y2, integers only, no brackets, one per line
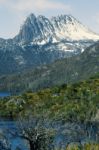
14,14,99,45
0,13,99,75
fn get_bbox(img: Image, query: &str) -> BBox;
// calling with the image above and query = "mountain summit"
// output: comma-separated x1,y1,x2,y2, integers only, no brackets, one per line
14,14,99,45
0,14,99,75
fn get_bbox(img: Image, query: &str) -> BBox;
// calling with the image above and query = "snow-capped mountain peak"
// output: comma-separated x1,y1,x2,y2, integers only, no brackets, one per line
51,14,99,41
14,14,99,45
0,13,99,75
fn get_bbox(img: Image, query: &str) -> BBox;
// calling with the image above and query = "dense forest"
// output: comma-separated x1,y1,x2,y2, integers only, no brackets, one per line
0,41,99,94
0,73,99,149
0,5,99,149
0,73,99,121
0,42,99,150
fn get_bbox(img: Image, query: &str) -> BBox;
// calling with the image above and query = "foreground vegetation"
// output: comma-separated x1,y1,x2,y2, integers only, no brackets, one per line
0,74,99,123
0,74,99,149
66,143,99,150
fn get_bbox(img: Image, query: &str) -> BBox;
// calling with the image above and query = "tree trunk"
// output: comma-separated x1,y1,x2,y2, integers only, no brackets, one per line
29,140,38,150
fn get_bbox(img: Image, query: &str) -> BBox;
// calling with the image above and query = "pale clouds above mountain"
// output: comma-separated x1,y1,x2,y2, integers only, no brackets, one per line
93,13,99,24
0,0,6,3
0,0,72,13
0,0,99,38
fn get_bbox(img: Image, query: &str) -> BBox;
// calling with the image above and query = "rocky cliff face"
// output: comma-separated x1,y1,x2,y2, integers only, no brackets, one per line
14,14,99,44
0,14,99,75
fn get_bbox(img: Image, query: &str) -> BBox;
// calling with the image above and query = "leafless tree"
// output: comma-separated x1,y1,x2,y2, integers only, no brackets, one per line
10,116,55,150
0,131,11,150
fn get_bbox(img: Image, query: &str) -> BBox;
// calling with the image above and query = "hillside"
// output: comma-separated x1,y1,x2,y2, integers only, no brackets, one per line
0,73,99,147
0,73,99,121
0,41,99,94
0,14,99,75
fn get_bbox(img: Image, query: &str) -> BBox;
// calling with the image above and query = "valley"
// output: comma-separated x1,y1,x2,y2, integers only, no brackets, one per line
0,73,99,149
0,41,99,94
0,12,99,150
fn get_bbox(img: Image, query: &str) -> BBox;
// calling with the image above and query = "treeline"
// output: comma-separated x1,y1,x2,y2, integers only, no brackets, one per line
0,73,99,123
0,74,99,149
0,41,99,94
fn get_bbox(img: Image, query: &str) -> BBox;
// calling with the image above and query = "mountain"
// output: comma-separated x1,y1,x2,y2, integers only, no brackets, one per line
0,14,99,75
15,14,99,43
0,41,99,94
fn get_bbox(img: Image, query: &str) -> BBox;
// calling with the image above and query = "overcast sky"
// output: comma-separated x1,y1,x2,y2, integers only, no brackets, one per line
0,0,99,39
